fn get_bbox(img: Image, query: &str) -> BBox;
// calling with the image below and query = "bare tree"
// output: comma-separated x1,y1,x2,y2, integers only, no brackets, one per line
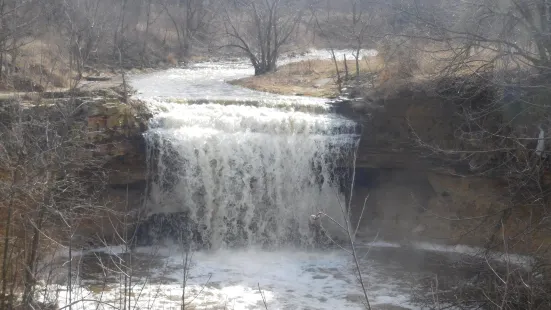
315,151,373,310
161,0,212,60
358,1,551,308
0,97,111,308
59,0,113,79
223,0,303,75
141,0,154,65
348,0,375,81
0,0,41,80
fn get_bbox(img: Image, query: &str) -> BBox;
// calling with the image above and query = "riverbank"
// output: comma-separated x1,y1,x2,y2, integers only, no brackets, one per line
230,56,385,98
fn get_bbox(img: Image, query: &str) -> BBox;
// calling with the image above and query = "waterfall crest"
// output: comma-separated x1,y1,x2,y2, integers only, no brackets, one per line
135,62,359,248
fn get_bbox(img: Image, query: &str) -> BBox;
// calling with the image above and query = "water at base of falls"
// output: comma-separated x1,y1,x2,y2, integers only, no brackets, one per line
141,88,358,249
116,57,421,310
39,244,420,310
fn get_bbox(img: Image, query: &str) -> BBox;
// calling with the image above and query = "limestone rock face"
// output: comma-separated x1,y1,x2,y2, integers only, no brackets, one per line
338,87,464,173
77,96,152,245
0,92,152,247
84,98,151,186
341,85,549,253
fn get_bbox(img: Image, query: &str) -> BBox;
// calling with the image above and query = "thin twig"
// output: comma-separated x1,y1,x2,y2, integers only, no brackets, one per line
258,283,269,310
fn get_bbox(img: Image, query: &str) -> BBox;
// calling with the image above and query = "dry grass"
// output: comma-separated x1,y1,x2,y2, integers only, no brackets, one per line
231,56,385,98
166,53,178,66
230,44,507,99
376,42,508,83
0,38,73,92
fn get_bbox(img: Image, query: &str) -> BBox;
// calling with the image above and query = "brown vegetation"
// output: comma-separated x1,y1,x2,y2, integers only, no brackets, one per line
231,56,385,97
222,0,304,75
0,84,150,307
0,0,226,93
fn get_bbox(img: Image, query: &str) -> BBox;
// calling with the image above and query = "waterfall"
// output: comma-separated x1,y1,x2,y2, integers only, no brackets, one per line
134,63,359,249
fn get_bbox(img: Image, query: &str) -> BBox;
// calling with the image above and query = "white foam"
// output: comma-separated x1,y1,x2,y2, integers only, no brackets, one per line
37,247,418,310
137,50,360,248
411,241,534,267
130,48,376,108
38,240,533,310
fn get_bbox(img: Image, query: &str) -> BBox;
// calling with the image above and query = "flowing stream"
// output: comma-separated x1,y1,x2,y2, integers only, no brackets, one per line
120,52,421,309
38,51,524,310
136,61,358,248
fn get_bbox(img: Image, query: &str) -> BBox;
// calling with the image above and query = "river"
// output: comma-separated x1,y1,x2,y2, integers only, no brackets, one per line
36,51,529,310
124,51,420,309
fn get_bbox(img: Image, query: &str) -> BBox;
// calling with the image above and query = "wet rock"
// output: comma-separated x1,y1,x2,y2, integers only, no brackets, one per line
84,98,151,185
84,76,112,82
132,212,208,248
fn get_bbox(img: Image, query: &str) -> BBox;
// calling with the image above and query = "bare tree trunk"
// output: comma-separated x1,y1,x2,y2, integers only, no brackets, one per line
330,48,341,93
254,62,277,75
164,6,184,57
67,206,73,309
10,0,19,76
1,168,18,309
22,206,46,308
141,0,153,66
182,0,192,59
0,0,6,80
124,181,132,310
114,0,129,62
354,48,361,81
343,54,349,81
0,51,3,79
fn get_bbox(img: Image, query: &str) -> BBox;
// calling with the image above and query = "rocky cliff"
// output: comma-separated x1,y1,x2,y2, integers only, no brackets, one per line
79,89,152,244
0,87,151,247
339,79,551,254
13,75,543,253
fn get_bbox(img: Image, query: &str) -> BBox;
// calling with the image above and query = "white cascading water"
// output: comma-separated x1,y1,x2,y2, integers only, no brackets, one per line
132,55,360,249
144,103,358,248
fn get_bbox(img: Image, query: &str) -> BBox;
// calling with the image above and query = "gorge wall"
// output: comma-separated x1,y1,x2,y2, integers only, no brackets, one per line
78,89,151,245
0,88,151,247
339,80,551,254
48,74,550,254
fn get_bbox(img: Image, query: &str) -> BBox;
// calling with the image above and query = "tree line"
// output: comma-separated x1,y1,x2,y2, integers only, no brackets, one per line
0,0,388,86
0,0,547,80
